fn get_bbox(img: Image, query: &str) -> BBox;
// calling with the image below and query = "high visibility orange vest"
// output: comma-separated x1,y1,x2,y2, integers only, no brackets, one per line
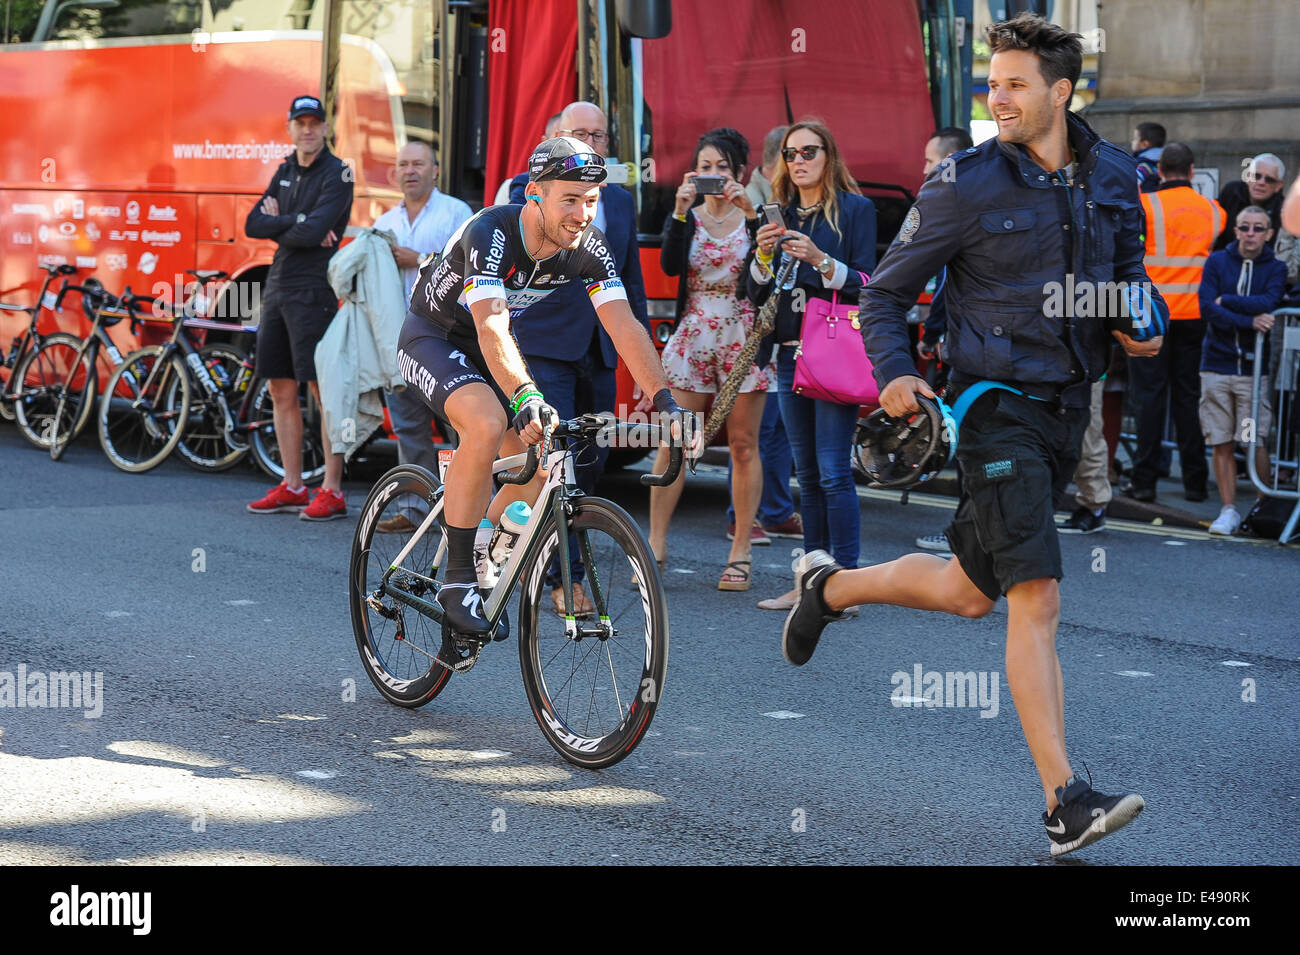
1140,187,1225,320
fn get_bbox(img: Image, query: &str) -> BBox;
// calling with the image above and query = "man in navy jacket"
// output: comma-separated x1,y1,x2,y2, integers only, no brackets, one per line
785,14,1164,857
1198,205,1287,535
507,101,649,615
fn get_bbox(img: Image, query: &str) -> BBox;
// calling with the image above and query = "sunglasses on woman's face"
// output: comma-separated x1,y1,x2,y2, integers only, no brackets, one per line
781,144,824,163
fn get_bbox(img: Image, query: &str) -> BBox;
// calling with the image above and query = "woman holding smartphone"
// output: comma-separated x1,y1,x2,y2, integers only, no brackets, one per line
747,120,877,610
649,127,769,591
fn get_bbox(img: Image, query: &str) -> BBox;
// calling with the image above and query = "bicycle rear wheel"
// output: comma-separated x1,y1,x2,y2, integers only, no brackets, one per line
97,346,190,473
169,343,250,472
518,497,669,769
349,464,453,707
13,333,95,451
250,377,327,483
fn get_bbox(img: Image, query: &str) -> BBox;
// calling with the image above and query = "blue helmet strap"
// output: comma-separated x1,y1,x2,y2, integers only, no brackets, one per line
940,380,1051,456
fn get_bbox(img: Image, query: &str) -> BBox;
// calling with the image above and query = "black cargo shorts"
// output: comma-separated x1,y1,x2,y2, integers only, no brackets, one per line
945,388,1089,601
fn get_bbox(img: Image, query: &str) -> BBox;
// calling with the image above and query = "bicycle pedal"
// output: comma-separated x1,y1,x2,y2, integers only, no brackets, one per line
437,628,487,674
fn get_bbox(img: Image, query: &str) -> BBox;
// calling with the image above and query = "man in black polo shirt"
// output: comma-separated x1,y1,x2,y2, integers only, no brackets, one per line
779,14,1165,857
245,95,353,520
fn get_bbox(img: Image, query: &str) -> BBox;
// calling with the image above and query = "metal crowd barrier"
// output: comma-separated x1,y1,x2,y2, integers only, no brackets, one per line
1249,307,1300,544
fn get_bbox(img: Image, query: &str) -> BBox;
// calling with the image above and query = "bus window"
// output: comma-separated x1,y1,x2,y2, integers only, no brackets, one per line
51,1,202,41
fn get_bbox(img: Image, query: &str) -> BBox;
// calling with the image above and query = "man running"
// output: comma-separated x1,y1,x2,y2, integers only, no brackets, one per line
780,14,1163,857
398,136,687,635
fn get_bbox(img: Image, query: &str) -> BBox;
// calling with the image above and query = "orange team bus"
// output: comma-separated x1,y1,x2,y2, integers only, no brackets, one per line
1,0,954,457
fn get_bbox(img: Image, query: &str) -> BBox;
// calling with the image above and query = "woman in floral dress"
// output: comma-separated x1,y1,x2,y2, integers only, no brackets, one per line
648,127,769,591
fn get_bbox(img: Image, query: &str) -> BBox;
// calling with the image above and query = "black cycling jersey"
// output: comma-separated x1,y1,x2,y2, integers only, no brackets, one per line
406,204,628,340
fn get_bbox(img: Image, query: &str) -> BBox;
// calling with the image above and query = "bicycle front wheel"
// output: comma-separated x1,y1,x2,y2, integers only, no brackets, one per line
12,333,95,450
518,497,669,769
169,343,250,472
349,464,452,708
97,346,190,473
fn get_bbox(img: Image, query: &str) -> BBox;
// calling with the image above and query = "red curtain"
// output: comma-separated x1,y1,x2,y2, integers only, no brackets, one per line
484,1,578,205
641,0,932,195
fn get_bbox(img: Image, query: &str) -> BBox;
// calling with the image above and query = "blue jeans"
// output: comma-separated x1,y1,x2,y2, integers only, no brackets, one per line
527,351,617,588
727,384,795,526
776,348,860,568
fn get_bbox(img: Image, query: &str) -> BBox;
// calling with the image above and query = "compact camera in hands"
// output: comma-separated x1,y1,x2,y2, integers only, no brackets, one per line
693,175,726,195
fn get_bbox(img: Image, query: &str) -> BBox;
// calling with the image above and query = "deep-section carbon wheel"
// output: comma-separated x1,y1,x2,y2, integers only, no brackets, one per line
97,346,189,473
349,465,451,707
170,343,250,472
518,497,668,769
12,333,94,451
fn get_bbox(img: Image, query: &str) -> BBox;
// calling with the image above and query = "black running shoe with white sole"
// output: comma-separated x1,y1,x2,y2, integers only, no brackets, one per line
1042,775,1145,857
1057,506,1106,534
437,582,492,637
781,550,846,666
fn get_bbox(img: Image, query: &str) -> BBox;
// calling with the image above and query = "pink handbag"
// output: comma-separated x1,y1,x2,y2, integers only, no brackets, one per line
792,279,879,406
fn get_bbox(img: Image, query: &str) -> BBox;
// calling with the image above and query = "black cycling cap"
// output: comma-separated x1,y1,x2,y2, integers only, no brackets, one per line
527,136,606,184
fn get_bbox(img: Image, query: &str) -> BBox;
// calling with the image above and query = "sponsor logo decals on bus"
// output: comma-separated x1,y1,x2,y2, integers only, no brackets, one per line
126,201,141,223
12,232,33,245
142,230,181,247
88,205,121,218
11,202,48,216
137,252,159,275
148,205,178,221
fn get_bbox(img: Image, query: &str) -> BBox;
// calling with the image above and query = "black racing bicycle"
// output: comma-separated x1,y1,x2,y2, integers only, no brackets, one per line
14,278,143,458
350,414,682,769
0,263,83,424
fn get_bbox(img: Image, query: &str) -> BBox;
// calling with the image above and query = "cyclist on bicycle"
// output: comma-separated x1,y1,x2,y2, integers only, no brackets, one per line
398,136,690,636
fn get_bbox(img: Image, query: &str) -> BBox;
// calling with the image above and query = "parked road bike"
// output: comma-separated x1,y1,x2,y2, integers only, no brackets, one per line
0,263,83,424
12,277,147,458
160,270,325,481
350,413,683,769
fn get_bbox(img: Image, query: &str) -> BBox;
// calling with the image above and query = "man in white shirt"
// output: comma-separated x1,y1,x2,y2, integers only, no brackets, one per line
373,141,472,532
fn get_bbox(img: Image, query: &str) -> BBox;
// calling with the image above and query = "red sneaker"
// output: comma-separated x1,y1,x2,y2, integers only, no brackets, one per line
727,521,771,546
300,487,347,522
247,482,309,514
762,513,804,539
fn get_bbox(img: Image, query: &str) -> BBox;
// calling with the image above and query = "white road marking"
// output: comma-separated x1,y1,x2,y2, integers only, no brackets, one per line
295,770,336,779
224,599,257,606
1114,670,1154,677
763,710,805,719
1221,660,1252,667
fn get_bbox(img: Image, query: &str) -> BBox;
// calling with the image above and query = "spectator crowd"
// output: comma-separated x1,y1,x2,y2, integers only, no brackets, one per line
240,89,1299,610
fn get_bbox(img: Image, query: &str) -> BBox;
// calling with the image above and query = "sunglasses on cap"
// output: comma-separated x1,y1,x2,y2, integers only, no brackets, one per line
781,144,824,163
1236,223,1271,234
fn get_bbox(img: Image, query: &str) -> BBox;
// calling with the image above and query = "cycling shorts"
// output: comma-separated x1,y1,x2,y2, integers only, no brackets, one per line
396,312,510,423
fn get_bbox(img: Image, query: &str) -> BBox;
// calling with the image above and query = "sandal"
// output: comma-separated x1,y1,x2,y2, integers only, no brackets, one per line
717,559,752,592
551,582,595,618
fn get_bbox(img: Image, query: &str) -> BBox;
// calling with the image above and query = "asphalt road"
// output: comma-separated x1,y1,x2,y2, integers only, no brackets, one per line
1,425,1297,865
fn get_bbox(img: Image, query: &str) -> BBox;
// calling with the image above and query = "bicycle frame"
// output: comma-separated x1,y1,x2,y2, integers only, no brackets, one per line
371,418,670,640
1,267,79,398
373,441,582,633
